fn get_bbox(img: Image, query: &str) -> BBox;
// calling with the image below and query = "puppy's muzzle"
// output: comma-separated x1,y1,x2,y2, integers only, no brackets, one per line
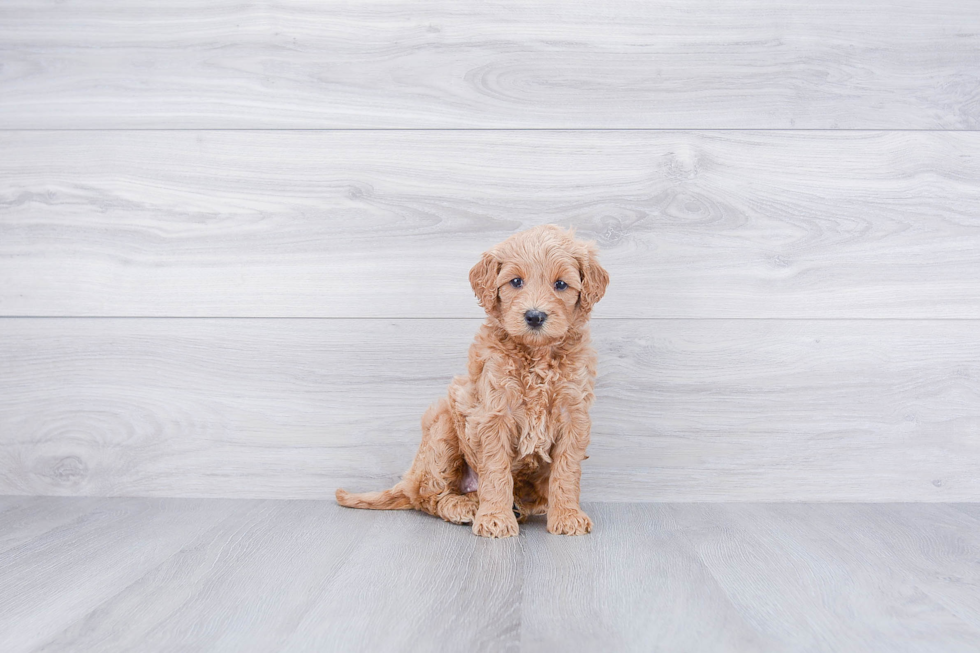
524,309,548,330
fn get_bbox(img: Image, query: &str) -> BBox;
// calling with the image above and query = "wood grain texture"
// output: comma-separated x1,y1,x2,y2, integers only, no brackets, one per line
0,496,103,555
2,130,979,318
669,503,980,652
3,499,980,652
278,506,522,653
2,317,978,501
831,503,980,634
521,503,775,652
1,1,979,129
29,500,378,653
0,497,262,653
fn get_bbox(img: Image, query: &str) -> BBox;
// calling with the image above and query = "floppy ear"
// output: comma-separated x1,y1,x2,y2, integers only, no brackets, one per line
576,242,609,314
469,250,501,315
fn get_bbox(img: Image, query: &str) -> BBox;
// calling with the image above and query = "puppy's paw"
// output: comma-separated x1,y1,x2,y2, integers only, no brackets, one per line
438,494,479,524
547,507,593,536
472,509,519,538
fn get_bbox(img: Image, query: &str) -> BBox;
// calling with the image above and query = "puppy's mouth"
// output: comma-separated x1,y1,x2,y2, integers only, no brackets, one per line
520,326,566,345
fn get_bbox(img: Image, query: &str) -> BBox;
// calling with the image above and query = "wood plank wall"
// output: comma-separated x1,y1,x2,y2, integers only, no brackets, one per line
1,1,978,500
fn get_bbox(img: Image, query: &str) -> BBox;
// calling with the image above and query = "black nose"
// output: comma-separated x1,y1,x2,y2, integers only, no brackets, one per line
524,310,548,329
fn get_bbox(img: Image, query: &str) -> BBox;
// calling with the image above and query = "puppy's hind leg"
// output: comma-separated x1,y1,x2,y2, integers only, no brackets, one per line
437,492,479,524
407,396,476,522
336,395,464,514
437,460,480,523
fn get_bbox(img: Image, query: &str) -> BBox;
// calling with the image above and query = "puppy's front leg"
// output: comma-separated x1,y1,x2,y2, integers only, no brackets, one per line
547,410,592,536
472,415,519,539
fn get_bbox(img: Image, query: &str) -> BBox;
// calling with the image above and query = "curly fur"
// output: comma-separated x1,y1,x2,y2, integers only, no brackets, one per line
336,225,609,538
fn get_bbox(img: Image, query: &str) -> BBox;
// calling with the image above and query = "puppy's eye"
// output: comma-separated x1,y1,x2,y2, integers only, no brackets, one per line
554,280,568,291
510,278,524,289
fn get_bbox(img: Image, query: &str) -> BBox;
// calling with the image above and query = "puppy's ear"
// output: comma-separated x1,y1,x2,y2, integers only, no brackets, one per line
576,242,609,314
469,250,501,315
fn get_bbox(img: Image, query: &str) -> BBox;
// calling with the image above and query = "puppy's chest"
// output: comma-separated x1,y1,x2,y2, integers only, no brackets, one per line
510,358,571,460
517,359,562,402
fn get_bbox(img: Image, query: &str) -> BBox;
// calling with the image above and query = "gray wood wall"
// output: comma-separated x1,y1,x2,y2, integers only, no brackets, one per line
2,1,978,501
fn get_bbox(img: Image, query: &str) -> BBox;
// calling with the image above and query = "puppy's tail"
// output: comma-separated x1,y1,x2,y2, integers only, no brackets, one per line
335,482,412,510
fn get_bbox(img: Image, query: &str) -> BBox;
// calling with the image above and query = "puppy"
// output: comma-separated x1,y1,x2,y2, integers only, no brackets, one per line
336,225,609,538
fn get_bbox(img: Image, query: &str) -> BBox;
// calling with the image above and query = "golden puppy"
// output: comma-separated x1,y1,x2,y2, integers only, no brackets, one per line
336,225,609,538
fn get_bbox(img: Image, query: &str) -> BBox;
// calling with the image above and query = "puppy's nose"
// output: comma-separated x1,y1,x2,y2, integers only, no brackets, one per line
524,310,548,329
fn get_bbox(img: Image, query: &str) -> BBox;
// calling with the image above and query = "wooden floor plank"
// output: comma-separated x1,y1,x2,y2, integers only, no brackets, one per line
0,498,261,653
280,510,522,653
670,503,980,652
844,503,980,633
951,503,980,521
1,1,978,128
31,501,376,653
520,503,776,652
0,496,105,555
3,499,980,652
2,130,978,318
1,318,978,501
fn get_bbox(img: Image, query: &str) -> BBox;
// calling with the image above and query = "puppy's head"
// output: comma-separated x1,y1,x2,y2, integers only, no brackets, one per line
469,225,609,345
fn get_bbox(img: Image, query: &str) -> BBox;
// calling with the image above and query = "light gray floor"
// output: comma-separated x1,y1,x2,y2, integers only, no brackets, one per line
2,497,979,652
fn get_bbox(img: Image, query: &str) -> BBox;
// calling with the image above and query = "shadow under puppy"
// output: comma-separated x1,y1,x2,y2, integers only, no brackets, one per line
336,225,609,538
